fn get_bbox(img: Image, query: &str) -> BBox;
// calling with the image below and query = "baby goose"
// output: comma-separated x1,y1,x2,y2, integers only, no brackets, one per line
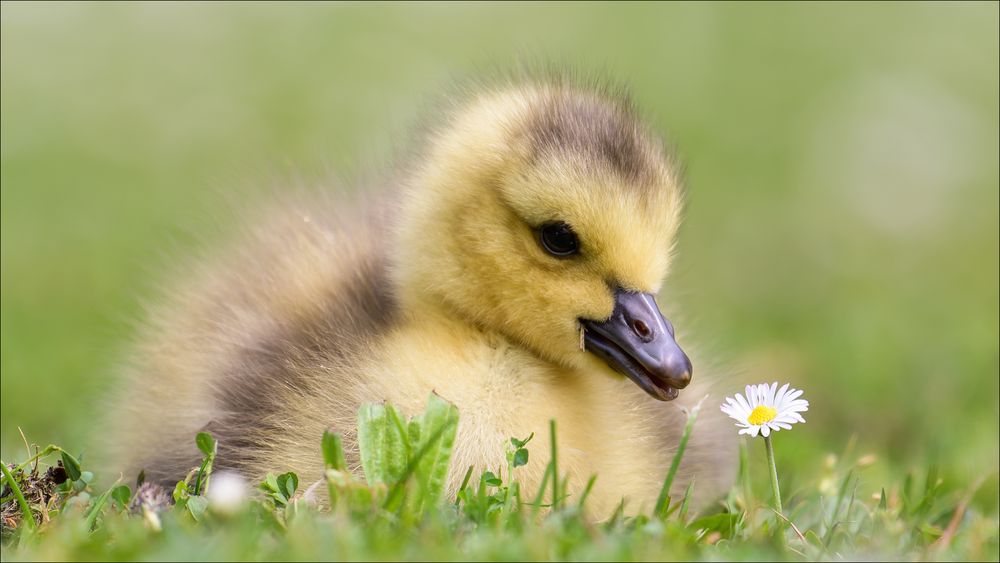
110,79,737,516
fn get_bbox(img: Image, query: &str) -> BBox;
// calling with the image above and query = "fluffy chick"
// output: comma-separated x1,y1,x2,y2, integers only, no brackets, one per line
108,78,737,516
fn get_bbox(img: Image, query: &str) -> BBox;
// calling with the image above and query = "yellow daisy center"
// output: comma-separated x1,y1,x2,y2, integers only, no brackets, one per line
747,405,777,425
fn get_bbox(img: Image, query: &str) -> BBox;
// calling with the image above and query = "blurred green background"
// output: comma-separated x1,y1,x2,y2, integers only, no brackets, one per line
2,2,997,500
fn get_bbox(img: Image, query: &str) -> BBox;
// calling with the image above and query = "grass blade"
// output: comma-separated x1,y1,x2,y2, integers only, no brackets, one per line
549,419,559,511
84,481,121,531
454,465,474,508
824,469,854,543
654,395,706,519
530,463,552,518
578,475,597,510
678,480,695,523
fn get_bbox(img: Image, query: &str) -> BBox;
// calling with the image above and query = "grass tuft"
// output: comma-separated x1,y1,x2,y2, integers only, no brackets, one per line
0,394,997,561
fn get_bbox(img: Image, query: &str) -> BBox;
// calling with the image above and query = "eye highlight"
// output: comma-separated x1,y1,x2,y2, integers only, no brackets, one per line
538,221,580,257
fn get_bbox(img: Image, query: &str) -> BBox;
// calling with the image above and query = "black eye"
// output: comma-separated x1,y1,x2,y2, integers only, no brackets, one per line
538,221,579,257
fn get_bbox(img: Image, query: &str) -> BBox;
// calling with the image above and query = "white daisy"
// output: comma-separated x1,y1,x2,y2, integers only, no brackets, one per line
721,382,808,437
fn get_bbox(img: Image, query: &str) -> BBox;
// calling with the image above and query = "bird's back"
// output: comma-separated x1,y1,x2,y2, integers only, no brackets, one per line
107,188,396,486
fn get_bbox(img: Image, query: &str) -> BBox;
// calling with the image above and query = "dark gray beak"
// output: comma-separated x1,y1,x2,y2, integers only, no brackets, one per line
581,290,692,401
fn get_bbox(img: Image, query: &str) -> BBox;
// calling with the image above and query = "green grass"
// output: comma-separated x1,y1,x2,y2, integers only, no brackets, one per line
2,395,997,561
1,2,998,560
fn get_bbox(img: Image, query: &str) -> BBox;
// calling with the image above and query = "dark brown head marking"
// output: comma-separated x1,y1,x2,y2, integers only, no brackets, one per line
522,90,662,188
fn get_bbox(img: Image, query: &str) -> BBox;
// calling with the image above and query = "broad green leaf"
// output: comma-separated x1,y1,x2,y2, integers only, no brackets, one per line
513,448,529,468
195,432,217,456
322,430,348,471
386,405,412,467
357,402,408,485
111,484,131,508
412,393,459,506
483,471,502,487
261,473,282,499
277,472,299,499
265,473,280,491
172,480,188,503
357,402,386,485
408,418,422,451
60,451,82,481
186,495,209,521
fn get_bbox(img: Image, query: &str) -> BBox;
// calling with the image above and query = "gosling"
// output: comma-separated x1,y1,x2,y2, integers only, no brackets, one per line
109,78,737,516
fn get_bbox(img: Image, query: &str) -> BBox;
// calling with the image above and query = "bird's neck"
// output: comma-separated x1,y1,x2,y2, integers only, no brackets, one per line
397,294,516,353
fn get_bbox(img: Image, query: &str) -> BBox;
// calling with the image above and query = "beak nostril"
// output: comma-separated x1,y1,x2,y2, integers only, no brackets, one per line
632,319,651,338
676,371,691,388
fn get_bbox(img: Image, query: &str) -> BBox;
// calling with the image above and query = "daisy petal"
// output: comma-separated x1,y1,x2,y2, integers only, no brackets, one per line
735,393,752,413
726,397,750,417
774,383,790,408
721,406,744,423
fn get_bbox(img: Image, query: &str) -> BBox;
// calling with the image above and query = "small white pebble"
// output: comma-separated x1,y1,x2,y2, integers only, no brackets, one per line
207,471,247,515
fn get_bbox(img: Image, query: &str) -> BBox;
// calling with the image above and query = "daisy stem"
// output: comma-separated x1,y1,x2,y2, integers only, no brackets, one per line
763,434,787,548
764,435,783,515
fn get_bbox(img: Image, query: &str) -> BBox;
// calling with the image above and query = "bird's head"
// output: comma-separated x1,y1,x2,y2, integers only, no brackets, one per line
393,82,691,400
